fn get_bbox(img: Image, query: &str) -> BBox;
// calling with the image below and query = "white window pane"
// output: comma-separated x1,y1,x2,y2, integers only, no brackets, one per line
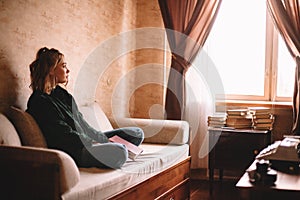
205,0,266,97
277,37,295,97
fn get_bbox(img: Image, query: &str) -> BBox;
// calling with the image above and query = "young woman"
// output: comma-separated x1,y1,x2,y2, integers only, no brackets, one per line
26,47,144,169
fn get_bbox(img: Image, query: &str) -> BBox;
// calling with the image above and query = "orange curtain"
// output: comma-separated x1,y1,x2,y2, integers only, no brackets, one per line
267,0,300,134
158,0,222,120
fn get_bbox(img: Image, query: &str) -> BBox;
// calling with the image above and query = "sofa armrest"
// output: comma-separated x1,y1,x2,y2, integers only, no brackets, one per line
111,118,190,145
0,145,80,199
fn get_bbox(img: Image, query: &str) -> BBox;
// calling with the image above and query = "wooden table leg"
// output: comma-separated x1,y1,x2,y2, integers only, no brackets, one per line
209,168,214,195
219,169,223,181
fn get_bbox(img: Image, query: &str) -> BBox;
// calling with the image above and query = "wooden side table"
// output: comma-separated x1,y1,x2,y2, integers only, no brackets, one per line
208,128,271,194
236,160,300,199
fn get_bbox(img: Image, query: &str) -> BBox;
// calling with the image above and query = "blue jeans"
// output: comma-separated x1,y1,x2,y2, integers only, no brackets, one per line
79,127,144,169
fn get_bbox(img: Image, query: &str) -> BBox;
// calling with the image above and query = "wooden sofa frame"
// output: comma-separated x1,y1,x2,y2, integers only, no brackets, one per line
110,157,191,200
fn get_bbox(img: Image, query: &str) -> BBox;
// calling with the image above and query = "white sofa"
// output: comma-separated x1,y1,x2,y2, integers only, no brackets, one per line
0,103,191,200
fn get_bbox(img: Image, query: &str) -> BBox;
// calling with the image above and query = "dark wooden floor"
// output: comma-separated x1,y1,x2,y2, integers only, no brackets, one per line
190,179,241,200
190,169,243,200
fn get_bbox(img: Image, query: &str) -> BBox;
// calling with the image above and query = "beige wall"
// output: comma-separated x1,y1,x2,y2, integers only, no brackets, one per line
0,0,166,120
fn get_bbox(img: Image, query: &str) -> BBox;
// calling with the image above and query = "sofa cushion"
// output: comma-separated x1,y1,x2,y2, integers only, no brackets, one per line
0,113,21,146
112,117,190,145
7,106,47,148
79,102,113,132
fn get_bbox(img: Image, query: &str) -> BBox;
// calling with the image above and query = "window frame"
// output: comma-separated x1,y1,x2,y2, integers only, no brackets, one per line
216,4,293,103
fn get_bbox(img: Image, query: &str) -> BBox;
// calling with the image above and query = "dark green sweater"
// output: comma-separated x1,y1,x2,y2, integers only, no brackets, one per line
26,85,109,161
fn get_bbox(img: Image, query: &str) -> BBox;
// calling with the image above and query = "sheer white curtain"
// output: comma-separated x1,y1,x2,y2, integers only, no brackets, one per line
185,49,225,169
185,68,213,168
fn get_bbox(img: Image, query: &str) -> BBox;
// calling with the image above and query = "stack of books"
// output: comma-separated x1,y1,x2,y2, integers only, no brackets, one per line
207,114,227,128
226,109,253,129
248,107,275,130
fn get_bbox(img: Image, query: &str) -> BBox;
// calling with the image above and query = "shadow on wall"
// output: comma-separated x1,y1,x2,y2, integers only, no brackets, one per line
0,48,18,112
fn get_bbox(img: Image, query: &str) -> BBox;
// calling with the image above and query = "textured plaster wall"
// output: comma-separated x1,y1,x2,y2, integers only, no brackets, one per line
0,0,166,119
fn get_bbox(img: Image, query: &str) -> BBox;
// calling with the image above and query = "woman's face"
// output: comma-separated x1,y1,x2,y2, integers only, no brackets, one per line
54,56,69,84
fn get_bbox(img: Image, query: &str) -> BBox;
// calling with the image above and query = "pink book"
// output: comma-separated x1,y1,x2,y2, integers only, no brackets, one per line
109,135,143,160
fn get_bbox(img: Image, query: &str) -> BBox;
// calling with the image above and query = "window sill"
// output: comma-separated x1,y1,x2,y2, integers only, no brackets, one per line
216,100,292,111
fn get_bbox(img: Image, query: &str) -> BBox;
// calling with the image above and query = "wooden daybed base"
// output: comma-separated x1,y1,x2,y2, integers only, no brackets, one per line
109,157,191,200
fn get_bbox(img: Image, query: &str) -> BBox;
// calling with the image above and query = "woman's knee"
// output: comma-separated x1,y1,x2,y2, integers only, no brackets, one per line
135,127,144,144
135,127,144,139
122,127,145,145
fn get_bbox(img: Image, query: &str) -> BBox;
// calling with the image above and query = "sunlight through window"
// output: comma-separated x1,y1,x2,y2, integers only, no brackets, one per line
202,0,294,101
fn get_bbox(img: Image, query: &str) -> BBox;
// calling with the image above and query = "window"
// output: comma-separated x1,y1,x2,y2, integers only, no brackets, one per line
203,0,295,102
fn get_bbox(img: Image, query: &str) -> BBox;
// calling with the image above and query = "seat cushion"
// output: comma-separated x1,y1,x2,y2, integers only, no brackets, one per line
0,113,21,146
6,106,47,148
62,143,189,200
